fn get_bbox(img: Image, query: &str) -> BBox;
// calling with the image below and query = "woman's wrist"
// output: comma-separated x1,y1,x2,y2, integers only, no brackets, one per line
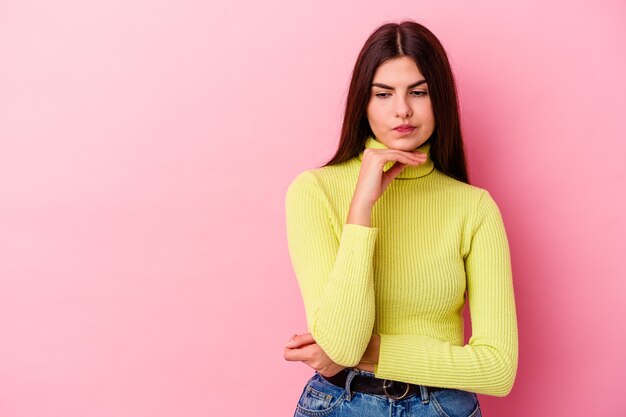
361,333,381,364
347,199,373,226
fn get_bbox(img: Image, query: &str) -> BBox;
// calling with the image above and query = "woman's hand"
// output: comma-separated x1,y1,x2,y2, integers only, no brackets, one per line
283,333,347,377
283,332,381,377
354,147,427,207
347,148,427,226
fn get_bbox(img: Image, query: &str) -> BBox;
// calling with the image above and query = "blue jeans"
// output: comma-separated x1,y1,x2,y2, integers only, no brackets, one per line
293,368,482,417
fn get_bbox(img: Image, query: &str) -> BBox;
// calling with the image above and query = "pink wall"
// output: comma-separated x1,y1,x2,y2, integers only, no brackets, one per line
1,1,624,416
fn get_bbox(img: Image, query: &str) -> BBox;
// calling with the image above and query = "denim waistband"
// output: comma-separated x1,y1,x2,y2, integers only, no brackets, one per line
322,368,441,404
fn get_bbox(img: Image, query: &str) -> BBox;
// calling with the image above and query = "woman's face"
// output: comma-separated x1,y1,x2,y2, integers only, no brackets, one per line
366,56,435,151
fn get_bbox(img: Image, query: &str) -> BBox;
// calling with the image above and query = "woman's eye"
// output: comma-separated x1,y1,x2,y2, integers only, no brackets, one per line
375,91,427,99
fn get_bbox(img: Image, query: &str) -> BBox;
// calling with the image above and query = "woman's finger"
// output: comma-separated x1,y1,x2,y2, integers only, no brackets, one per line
382,161,406,181
373,148,425,164
284,332,315,348
296,332,316,345
283,346,307,361
283,343,316,362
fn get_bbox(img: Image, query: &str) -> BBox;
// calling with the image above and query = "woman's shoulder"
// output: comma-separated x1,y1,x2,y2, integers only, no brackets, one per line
285,163,358,217
431,169,497,206
286,160,359,194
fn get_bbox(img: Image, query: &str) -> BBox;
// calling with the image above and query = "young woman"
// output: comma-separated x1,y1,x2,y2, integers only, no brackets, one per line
283,20,518,417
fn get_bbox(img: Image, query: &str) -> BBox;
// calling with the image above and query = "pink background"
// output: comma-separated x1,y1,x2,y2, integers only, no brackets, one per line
1,1,625,416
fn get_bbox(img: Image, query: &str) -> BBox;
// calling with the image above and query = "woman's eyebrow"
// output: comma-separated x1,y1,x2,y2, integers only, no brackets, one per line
371,79,427,89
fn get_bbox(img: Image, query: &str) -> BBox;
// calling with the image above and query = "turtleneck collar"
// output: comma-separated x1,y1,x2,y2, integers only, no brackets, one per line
357,135,435,179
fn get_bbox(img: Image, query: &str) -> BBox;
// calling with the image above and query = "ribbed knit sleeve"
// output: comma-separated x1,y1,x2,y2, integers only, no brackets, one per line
285,171,378,367
373,191,519,397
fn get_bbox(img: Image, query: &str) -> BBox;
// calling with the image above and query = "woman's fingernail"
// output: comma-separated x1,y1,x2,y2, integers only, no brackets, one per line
284,340,295,347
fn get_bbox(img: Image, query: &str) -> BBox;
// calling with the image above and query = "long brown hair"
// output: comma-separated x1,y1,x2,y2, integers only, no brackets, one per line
322,20,469,184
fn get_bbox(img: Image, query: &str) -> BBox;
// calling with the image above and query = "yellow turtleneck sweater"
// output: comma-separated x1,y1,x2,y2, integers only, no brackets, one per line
284,136,518,397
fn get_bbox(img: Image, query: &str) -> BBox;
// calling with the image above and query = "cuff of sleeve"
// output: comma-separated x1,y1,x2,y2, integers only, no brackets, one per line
374,334,439,383
338,223,378,255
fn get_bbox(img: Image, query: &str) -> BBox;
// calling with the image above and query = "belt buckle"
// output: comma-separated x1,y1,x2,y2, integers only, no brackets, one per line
382,379,410,400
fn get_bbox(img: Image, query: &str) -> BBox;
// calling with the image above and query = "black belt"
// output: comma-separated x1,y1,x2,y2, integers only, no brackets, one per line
321,368,442,400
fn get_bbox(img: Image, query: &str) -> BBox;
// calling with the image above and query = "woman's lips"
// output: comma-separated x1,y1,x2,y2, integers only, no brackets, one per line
394,127,415,134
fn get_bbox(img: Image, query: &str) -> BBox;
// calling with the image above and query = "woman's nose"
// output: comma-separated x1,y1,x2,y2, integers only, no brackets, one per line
395,97,412,118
